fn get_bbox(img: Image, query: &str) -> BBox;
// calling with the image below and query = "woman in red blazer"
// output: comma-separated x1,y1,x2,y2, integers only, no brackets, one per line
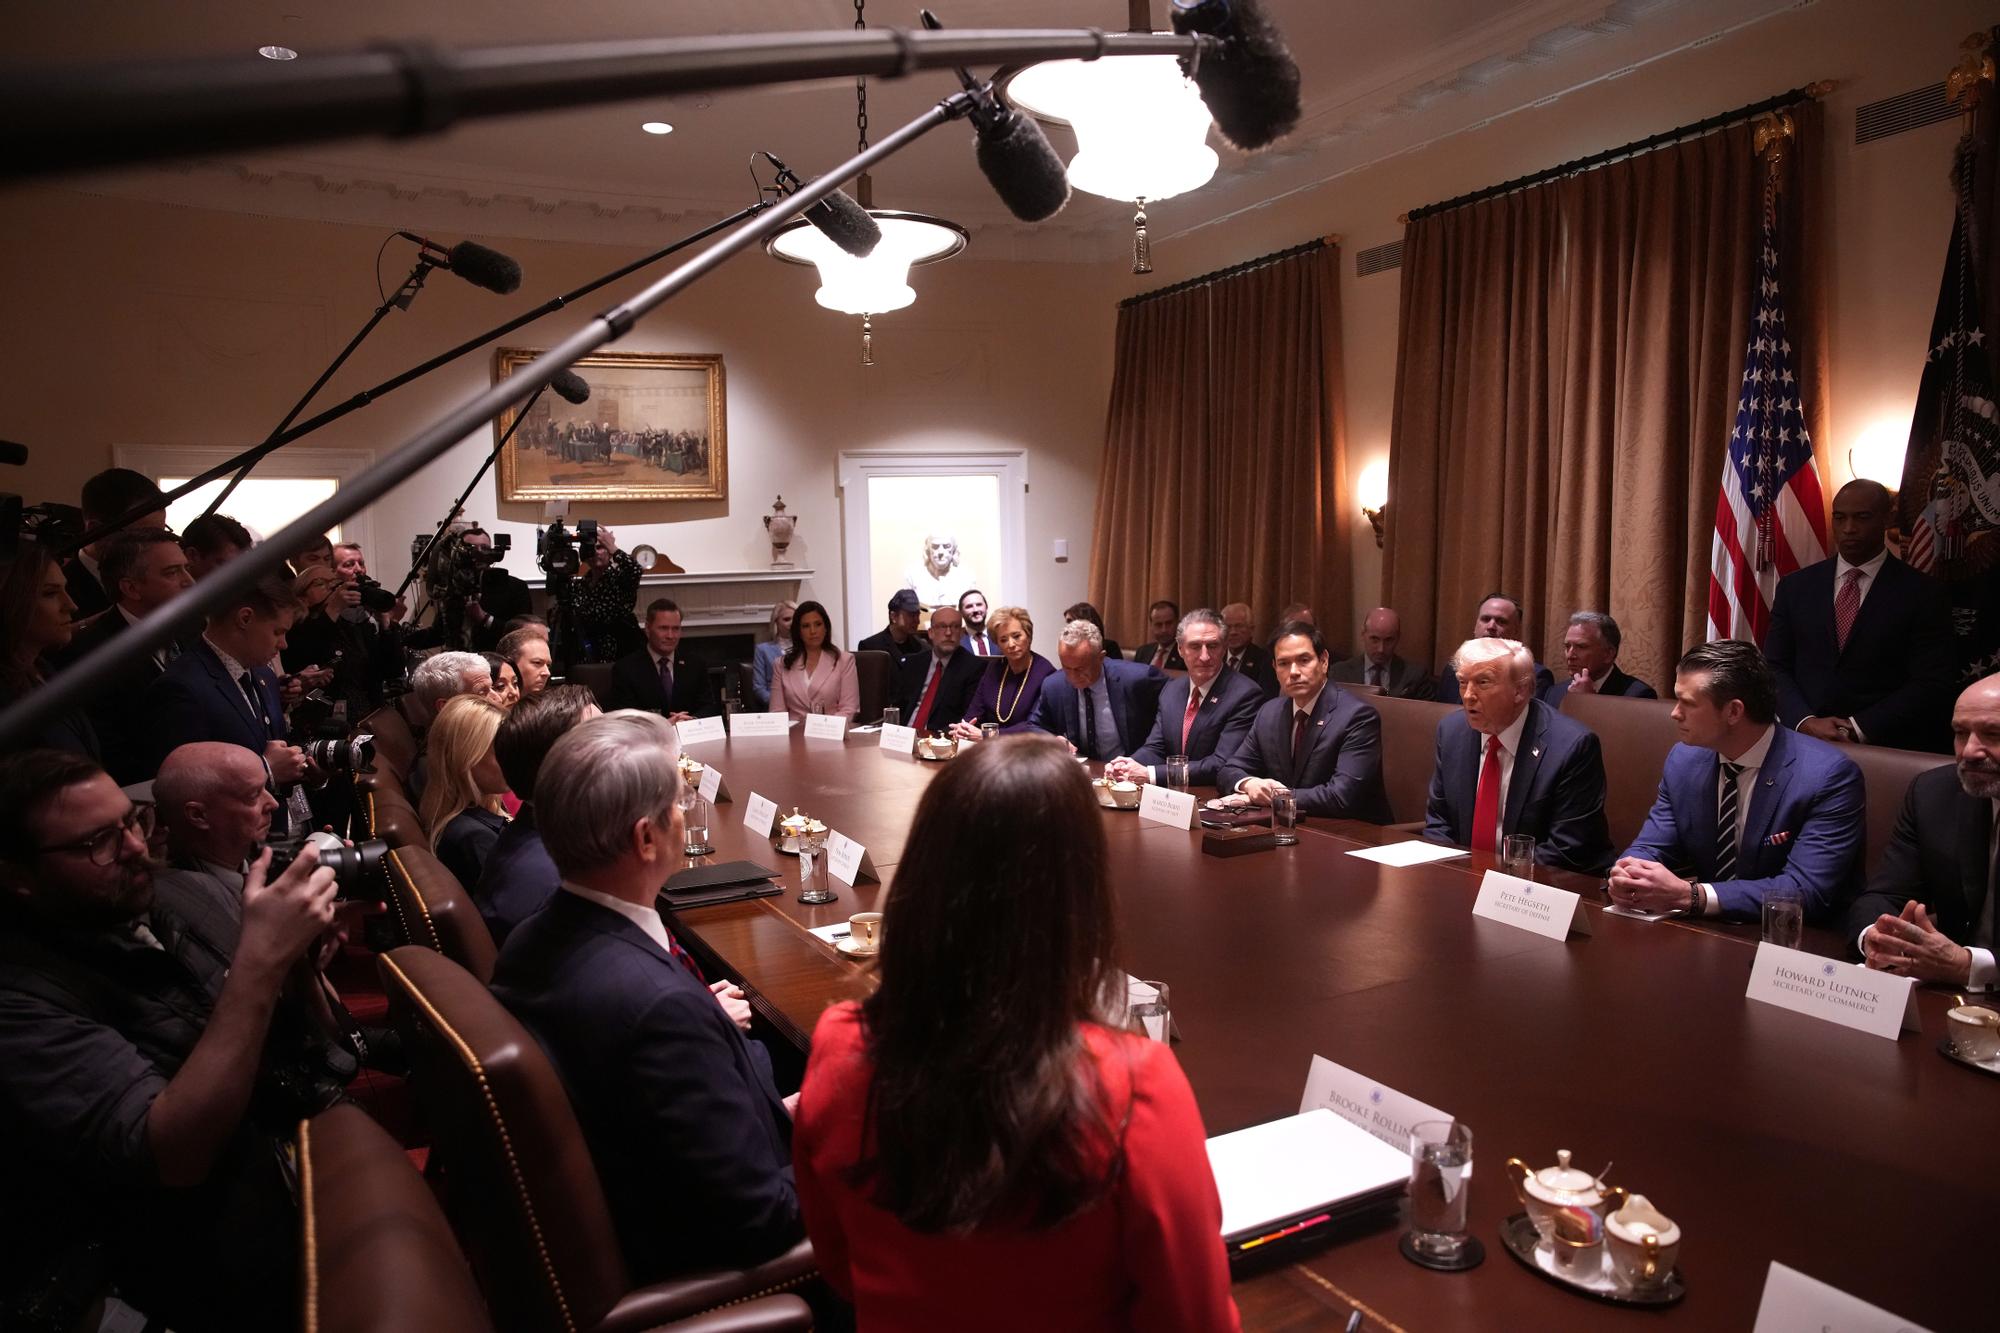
793,735,1239,1332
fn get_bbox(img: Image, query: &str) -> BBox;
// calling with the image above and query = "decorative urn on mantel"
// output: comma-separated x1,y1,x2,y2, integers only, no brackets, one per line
763,494,797,568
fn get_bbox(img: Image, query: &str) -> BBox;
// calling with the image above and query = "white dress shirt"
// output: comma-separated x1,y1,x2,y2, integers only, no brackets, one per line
1694,725,1775,916
561,880,675,957
1853,799,1998,990
1485,705,1533,831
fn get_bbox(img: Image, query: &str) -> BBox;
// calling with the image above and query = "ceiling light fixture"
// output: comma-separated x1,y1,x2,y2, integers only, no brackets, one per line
764,0,965,365
641,121,674,135
258,44,299,61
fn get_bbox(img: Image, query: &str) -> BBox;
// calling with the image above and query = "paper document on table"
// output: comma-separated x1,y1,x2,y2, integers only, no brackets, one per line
1346,840,1468,867
1205,1109,1408,1240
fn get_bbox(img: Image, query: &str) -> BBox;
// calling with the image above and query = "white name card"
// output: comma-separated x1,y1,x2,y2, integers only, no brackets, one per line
743,792,778,838
1745,943,1918,1041
825,830,877,885
1299,1055,1455,1156
676,715,726,746
696,765,727,804
1471,870,1592,941
1752,1261,1933,1333
730,712,790,739
1138,784,1198,829
879,722,917,754
803,713,849,742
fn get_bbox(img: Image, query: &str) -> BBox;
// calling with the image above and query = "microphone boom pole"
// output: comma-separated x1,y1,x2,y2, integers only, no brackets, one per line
394,382,546,603
0,92,976,749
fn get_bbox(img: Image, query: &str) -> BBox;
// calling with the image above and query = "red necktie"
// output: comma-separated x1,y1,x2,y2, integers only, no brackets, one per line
1181,685,1201,751
1834,567,1862,651
1471,735,1502,853
912,662,945,730
664,928,705,983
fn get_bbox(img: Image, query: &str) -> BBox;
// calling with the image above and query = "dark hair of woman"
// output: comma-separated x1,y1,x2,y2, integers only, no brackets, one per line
854,733,1125,1232
781,600,843,670
0,545,66,697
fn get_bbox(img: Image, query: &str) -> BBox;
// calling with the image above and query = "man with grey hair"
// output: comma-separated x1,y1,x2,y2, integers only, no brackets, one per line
1541,610,1655,705
1219,602,1276,696
890,603,982,731
1330,607,1435,700
1112,609,1262,787
1031,619,1166,761
411,650,493,720
490,712,797,1281
1424,637,1613,874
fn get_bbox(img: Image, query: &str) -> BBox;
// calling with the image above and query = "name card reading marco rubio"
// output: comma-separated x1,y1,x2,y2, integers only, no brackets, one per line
1471,870,1591,941
1299,1055,1453,1155
1745,943,1918,1041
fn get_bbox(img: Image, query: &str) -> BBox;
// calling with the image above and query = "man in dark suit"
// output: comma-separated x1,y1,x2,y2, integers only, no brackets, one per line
57,527,194,784
145,572,310,831
1221,602,1277,696
1424,637,1613,874
1539,610,1656,706
1609,640,1864,922
1764,479,1955,752
1031,619,1166,760
1130,599,1188,672
1063,601,1123,660
490,713,801,1282
856,589,930,664
1435,593,1556,705
891,604,983,732
1217,621,1392,822
459,528,535,653
1847,672,1998,989
609,598,713,721
1110,608,1262,788
1330,606,1435,700
482,685,599,947
63,467,167,623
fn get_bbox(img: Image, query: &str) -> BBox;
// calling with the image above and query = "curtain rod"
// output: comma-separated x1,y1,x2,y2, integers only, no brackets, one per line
1119,233,1339,309
1403,81,1834,224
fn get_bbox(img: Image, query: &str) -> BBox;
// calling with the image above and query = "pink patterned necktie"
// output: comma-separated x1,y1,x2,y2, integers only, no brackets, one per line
1833,567,1863,651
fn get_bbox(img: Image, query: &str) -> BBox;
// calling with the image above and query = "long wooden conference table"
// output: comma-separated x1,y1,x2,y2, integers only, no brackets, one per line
665,729,1991,1332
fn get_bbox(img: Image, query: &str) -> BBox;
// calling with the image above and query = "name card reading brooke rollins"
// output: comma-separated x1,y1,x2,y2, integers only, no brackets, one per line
878,722,917,755
1470,870,1592,941
803,713,849,742
742,792,778,838
729,712,790,739
1299,1055,1453,1155
696,764,727,804
676,715,727,746
1745,943,1919,1041
1138,783,1198,829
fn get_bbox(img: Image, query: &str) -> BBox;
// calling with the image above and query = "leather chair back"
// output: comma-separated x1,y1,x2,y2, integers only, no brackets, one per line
1371,695,1457,825
569,662,615,710
360,705,419,780
854,649,892,725
300,1102,494,1333
1847,744,1953,878
1335,681,1385,697
1559,693,1680,851
385,845,499,984
367,791,427,850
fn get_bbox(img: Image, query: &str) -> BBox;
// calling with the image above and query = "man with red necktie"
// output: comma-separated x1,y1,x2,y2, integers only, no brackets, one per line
891,605,983,732
1109,609,1262,788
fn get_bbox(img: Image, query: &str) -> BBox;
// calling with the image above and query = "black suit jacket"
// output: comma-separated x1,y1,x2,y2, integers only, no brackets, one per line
62,557,110,622
1765,555,1954,751
56,608,175,784
607,648,714,717
855,627,930,664
1843,764,1991,947
1329,652,1435,700
891,648,984,730
1223,643,1278,696
1216,687,1391,822
1131,642,1188,672
491,892,801,1281
144,639,288,772
1422,699,1614,874
1438,659,1556,706
469,569,535,652
1130,668,1264,786
1536,665,1657,708
436,806,508,893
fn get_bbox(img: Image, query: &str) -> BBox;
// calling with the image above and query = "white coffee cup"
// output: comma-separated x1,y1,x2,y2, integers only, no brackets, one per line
1947,1004,2000,1063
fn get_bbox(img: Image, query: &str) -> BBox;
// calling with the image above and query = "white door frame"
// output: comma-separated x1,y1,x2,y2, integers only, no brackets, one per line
836,449,1027,634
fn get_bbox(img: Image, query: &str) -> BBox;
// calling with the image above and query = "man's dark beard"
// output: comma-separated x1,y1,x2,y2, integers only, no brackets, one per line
1959,758,2000,800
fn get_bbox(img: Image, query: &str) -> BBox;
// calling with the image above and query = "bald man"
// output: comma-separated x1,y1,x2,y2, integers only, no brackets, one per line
1765,478,1955,752
1330,607,1436,700
153,743,283,953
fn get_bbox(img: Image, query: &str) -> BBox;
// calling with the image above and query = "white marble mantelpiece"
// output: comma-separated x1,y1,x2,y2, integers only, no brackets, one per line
525,567,812,635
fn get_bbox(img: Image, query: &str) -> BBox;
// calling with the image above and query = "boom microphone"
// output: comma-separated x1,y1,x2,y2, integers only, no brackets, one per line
760,155,881,257
396,232,525,294
1170,0,1301,151
920,11,1070,223
550,369,591,405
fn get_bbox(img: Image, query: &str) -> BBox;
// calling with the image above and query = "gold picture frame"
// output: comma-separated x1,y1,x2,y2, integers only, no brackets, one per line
494,347,727,502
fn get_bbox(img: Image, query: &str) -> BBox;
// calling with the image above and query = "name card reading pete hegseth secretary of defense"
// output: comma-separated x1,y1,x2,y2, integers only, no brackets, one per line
1471,870,1592,941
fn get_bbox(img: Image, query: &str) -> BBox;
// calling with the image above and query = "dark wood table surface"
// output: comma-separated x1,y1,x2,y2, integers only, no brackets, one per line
666,731,1995,1332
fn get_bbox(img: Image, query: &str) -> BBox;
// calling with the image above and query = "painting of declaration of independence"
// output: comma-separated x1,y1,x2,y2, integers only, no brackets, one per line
494,347,727,503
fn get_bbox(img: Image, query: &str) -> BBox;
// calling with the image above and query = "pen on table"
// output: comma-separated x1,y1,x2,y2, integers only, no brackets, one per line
1344,1311,1361,1333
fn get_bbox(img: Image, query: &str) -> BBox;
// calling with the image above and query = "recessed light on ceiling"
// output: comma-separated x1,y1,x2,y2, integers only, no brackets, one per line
641,121,674,135
258,44,298,61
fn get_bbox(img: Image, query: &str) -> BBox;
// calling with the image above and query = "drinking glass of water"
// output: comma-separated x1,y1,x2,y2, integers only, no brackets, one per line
980,722,999,742
880,706,901,729
1270,788,1298,845
682,796,713,858
1761,884,1805,949
1407,1120,1474,1264
1130,980,1171,1043
1502,834,1537,878
1164,754,1191,790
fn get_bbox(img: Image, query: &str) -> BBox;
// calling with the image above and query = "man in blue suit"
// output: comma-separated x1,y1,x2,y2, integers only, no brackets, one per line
1109,608,1262,788
1031,619,1166,761
491,712,800,1282
1538,611,1656,706
1435,593,1556,705
1217,621,1392,822
1610,640,1864,922
1425,637,1614,874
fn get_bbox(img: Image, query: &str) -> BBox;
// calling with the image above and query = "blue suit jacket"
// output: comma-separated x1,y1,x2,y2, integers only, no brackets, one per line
1423,699,1614,874
475,806,562,948
1216,686,1391,822
144,638,287,771
1030,657,1166,759
490,891,801,1282
1130,668,1264,786
1622,726,1865,920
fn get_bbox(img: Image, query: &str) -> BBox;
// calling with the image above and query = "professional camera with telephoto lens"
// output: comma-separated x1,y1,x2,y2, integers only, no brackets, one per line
536,517,598,583
267,829,390,898
1,496,83,552
412,527,513,601
350,573,398,614
303,733,375,774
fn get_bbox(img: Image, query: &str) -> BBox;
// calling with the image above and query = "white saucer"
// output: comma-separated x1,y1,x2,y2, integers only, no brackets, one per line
836,937,880,957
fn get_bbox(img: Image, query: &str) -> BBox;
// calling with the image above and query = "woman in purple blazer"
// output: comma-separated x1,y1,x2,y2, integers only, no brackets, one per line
949,606,1056,737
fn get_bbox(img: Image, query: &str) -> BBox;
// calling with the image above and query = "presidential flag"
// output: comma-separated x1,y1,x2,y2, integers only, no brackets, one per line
1707,201,1829,644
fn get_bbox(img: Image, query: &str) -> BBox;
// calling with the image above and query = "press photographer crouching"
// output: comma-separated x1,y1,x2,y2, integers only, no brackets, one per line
0,749,340,1331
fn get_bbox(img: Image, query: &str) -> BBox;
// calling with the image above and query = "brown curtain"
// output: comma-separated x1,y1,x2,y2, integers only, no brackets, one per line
1089,244,1352,646
1384,102,1828,688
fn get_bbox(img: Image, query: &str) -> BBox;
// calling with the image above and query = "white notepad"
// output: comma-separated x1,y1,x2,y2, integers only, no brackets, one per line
1205,1108,1409,1240
1346,840,1469,867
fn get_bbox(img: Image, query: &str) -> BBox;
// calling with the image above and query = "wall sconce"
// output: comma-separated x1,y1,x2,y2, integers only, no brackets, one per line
1847,415,1910,494
1357,458,1389,549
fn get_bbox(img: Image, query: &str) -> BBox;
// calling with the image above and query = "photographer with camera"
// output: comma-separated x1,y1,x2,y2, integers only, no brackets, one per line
541,519,641,665
457,526,532,651
0,749,338,1330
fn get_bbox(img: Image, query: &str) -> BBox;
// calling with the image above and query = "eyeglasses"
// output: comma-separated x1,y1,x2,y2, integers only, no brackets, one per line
37,802,155,865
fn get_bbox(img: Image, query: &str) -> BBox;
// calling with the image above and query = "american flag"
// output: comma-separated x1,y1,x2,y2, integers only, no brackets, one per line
1707,203,1828,644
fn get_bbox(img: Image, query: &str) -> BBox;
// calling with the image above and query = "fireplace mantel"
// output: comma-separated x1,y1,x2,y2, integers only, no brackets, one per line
525,567,812,636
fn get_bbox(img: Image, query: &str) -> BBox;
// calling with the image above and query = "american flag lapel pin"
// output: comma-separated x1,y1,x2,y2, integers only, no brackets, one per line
1766,830,1792,847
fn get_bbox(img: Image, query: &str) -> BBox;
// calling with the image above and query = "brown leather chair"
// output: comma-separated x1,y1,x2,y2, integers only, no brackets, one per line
854,648,892,725
377,947,818,1333
1846,743,1953,878
1334,680,1385,697
1558,693,1681,851
569,662,616,710
1370,695,1457,826
354,765,411,804
367,791,427,851
384,845,500,984
361,704,419,781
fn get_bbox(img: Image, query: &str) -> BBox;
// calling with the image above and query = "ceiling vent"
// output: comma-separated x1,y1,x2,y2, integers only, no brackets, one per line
1855,82,1956,145
1356,239,1404,278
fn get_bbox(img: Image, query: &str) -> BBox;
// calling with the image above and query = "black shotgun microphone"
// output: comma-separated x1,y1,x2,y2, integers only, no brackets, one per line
395,232,525,294
920,11,1070,223
550,369,591,405
760,154,881,257
1170,0,1301,151
0,438,29,467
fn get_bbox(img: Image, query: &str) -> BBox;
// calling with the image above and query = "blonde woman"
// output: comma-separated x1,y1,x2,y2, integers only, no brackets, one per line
949,606,1056,738
420,693,510,889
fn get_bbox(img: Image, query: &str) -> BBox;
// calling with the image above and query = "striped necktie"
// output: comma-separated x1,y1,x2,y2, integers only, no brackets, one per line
1715,761,1743,882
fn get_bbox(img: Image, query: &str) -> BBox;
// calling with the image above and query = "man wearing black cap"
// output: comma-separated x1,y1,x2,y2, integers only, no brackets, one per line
857,589,931,665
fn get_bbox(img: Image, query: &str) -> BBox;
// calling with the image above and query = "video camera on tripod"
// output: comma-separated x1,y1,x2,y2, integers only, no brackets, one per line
536,517,598,585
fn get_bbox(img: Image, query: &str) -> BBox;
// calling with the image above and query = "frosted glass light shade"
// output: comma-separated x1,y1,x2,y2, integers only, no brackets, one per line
1006,51,1218,203
767,211,967,316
